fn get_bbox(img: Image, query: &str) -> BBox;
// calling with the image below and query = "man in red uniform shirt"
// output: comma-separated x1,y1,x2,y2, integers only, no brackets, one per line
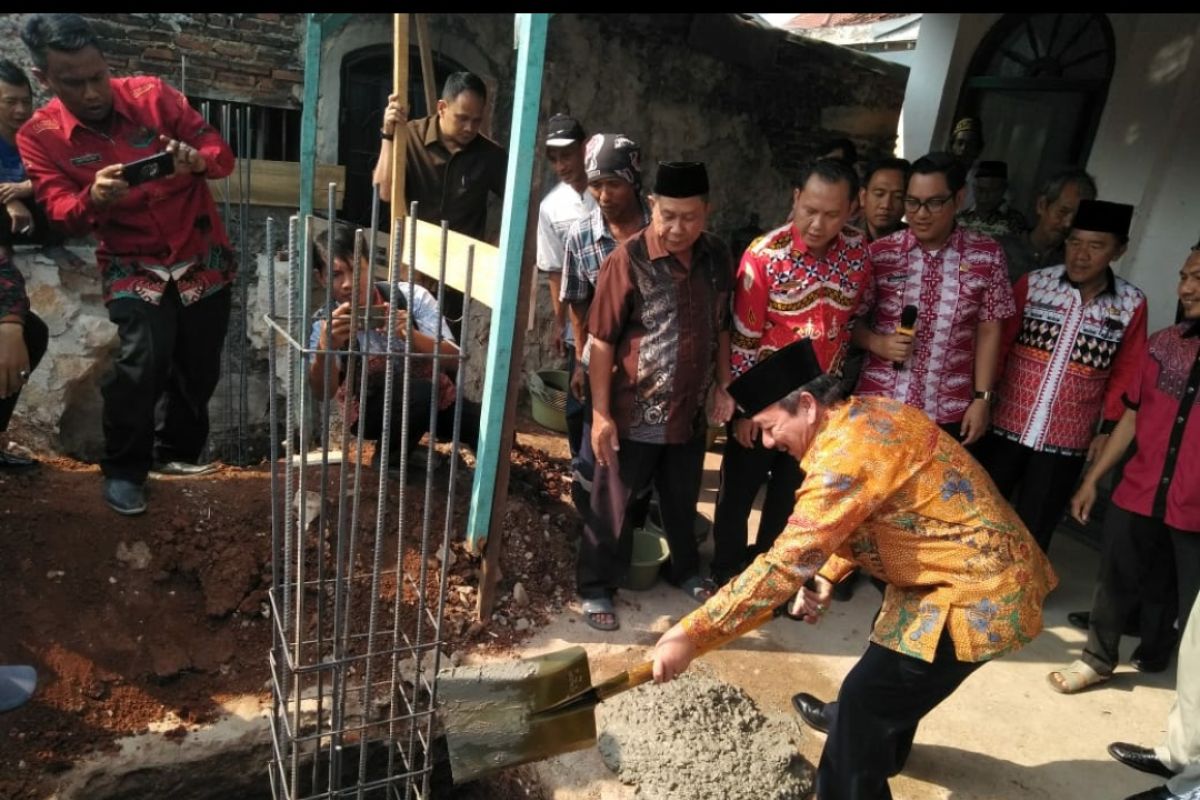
18,14,236,514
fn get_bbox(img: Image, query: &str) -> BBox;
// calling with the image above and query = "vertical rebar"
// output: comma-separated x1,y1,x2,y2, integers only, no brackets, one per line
422,243,476,800
283,215,300,797
238,106,252,464
222,104,235,462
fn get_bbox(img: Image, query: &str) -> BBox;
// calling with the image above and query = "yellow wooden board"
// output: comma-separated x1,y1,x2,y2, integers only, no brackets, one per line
209,159,345,209
405,217,499,307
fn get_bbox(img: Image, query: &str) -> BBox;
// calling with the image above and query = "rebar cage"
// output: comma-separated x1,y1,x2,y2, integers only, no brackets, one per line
264,191,476,800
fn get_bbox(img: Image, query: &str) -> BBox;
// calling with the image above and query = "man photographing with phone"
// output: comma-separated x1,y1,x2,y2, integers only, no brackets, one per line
17,13,237,515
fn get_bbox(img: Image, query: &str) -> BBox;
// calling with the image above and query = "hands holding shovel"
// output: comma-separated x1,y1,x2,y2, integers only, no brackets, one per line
652,574,834,684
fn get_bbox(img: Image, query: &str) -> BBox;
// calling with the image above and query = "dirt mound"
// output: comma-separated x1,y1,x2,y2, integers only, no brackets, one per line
0,431,577,800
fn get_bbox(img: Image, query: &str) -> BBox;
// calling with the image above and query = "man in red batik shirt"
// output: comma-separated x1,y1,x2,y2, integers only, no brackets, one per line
711,157,871,585
18,14,236,515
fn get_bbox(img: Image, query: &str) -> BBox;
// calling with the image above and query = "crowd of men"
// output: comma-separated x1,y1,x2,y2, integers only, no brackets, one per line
0,12,1197,800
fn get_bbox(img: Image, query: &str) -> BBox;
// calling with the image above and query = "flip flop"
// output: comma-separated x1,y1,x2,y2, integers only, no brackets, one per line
1047,659,1111,694
581,597,619,631
0,665,37,713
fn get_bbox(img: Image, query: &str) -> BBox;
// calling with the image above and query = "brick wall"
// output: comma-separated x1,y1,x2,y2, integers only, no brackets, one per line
0,13,305,108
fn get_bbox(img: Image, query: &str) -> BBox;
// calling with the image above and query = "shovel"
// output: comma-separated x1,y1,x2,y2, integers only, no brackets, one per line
437,606,777,783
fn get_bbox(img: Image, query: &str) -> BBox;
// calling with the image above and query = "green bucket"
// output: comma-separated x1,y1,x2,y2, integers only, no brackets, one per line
625,528,670,590
528,369,569,433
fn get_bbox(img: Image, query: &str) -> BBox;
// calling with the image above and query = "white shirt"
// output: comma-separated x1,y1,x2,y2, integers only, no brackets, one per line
536,180,596,344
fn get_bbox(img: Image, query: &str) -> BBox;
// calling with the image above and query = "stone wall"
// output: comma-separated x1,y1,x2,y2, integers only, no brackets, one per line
368,13,908,399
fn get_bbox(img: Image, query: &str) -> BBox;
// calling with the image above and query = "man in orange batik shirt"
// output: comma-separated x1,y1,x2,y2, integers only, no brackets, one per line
650,339,1057,800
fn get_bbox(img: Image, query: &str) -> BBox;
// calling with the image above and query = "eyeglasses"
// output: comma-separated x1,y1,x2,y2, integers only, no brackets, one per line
904,194,954,215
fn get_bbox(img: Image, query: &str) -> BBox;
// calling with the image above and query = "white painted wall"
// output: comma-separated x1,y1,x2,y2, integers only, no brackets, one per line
902,12,1200,330
1087,14,1200,330
900,13,1004,159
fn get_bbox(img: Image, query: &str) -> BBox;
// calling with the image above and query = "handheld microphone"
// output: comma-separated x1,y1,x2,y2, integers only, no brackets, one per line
893,305,918,370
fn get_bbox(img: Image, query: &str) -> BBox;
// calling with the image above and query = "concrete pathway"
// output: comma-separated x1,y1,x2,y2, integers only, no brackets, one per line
478,438,1179,799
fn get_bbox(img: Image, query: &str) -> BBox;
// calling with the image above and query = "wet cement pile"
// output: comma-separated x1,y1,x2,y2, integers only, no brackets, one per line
596,667,813,800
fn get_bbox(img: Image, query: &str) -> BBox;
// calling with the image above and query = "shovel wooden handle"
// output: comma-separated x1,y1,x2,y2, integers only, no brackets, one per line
592,607,777,703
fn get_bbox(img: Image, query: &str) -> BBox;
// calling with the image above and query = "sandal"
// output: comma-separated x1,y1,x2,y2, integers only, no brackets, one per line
1047,659,1111,694
581,597,619,631
680,576,718,604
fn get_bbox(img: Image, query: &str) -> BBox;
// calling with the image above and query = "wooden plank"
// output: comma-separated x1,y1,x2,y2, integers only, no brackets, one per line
467,13,549,620
208,159,345,209
390,14,409,225
414,14,438,116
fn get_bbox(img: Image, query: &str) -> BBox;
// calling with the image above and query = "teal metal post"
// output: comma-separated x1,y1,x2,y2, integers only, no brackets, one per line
298,13,322,231
466,14,549,548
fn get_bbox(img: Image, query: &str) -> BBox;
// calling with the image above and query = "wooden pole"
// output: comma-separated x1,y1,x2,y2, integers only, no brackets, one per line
467,13,549,620
390,13,409,235
414,14,438,117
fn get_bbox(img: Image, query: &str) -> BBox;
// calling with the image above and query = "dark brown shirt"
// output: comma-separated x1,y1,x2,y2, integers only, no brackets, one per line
588,225,733,445
404,115,506,241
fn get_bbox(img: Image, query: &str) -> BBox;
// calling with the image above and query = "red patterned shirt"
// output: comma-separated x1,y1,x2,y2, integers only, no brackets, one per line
1112,322,1200,532
729,223,872,377
854,227,1016,424
16,76,235,306
992,267,1147,455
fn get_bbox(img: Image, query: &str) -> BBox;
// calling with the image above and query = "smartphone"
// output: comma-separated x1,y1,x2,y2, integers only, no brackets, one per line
351,305,392,325
122,151,175,187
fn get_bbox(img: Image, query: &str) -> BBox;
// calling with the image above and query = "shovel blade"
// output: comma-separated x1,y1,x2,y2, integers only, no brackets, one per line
437,646,596,783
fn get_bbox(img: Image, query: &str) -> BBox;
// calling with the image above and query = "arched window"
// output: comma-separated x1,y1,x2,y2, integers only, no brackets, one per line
956,14,1115,218
338,44,469,226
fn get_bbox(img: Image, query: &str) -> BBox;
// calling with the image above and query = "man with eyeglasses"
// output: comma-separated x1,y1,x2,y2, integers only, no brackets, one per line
853,152,1015,452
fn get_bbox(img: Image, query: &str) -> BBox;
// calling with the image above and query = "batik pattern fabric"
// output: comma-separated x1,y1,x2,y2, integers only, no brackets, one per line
992,266,1147,455
0,253,29,318
587,226,733,444
729,222,872,377
958,206,1027,240
854,227,1016,425
680,396,1058,663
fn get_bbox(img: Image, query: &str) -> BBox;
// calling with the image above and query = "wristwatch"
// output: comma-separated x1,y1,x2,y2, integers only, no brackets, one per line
974,390,996,402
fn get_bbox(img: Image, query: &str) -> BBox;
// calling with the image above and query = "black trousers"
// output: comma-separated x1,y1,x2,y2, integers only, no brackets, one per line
564,348,584,461
358,374,481,460
0,311,48,432
711,430,804,581
1083,506,1200,673
819,631,984,800
978,433,1086,553
0,200,64,250
578,433,705,599
101,285,231,482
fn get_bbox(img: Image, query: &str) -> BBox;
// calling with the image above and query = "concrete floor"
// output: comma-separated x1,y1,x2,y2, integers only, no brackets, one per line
483,438,1180,800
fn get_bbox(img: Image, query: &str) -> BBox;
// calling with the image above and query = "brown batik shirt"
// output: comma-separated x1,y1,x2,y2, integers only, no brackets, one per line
587,225,734,445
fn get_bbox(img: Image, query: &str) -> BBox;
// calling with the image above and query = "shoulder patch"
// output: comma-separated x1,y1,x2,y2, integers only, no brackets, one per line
30,118,61,135
131,81,157,99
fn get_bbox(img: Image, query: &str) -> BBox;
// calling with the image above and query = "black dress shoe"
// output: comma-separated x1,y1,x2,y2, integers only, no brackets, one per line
1130,653,1171,673
1067,610,1090,630
1107,742,1178,779
791,692,832,734
0,449,38,473
1124,786,1171,799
